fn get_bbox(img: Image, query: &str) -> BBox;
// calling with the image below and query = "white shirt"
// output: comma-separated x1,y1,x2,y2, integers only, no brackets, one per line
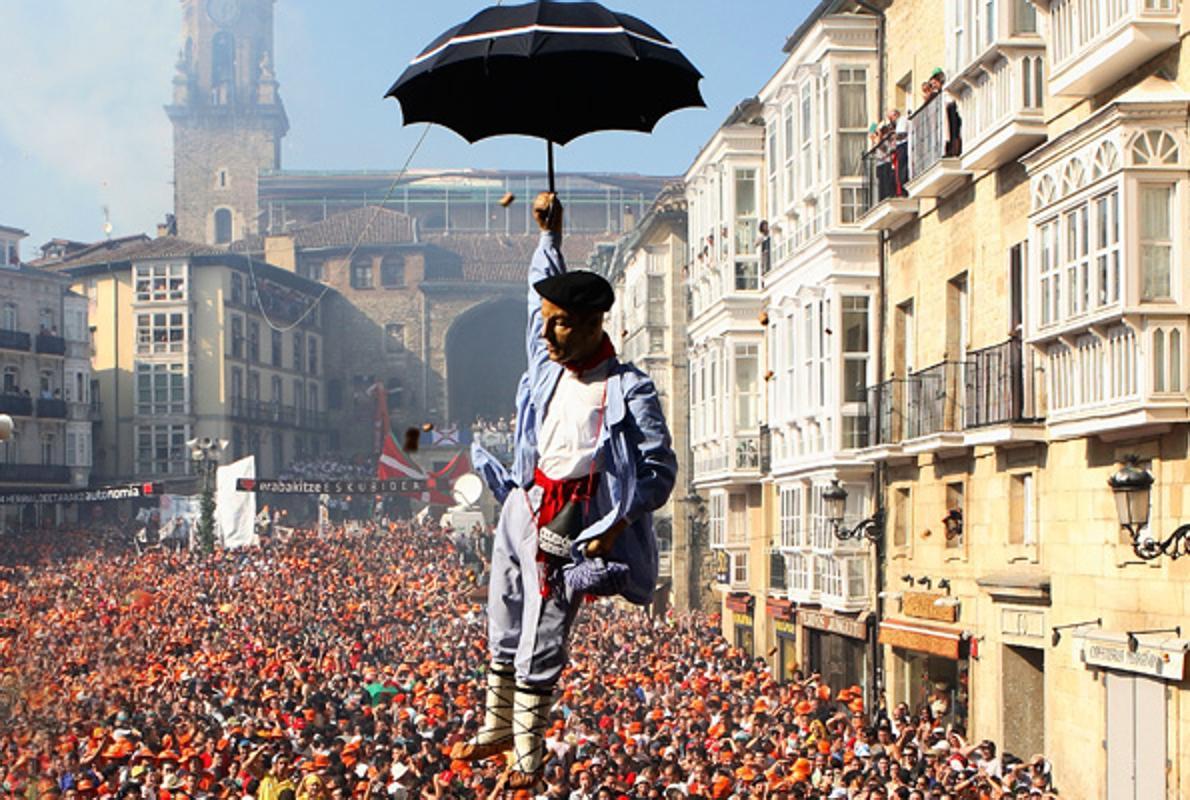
537,360,609,480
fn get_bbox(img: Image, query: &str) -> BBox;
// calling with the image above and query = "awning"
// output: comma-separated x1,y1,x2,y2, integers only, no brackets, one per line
765,597,795,621
879,618,964,659
725,592,755,614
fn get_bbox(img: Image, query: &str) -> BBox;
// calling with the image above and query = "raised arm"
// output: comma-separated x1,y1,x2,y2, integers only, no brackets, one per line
526,193,565,380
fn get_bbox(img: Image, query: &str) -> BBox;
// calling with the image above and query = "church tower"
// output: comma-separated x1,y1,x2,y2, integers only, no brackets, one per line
166,0,288,245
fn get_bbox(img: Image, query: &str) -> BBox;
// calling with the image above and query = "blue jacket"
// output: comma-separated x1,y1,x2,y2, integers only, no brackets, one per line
472,231,678,605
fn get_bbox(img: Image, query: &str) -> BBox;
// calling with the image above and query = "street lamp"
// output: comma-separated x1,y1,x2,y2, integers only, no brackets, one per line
188,437,228,552
0,414,13,442
1107,455,1190,560
823,479,885,543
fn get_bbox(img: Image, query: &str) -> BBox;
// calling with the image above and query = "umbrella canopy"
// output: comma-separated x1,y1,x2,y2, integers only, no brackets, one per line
386,0,704,187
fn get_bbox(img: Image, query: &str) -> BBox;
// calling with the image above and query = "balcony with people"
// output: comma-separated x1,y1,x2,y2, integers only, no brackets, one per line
1043,0,1181,98
36,394,68,419
35,330,67,356
858,77,965,231
0,391,33,417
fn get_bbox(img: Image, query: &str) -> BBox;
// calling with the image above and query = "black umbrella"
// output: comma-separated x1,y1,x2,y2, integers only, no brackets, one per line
385,0,704,192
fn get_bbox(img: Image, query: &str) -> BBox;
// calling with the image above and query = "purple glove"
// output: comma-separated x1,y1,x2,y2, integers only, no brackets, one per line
564,558,630,597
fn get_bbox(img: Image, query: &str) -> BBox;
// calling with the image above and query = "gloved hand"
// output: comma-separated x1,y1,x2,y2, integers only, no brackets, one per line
563,557,630,597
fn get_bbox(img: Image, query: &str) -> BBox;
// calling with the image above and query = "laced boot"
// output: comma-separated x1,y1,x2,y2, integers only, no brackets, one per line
504,684,554,790
450,663,514,761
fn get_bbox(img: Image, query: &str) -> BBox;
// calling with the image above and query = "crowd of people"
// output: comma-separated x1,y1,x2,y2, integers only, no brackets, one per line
469,419,515,463
0,517,1057,800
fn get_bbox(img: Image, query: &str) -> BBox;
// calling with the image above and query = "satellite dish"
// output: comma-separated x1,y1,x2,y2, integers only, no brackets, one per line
452,473,484,508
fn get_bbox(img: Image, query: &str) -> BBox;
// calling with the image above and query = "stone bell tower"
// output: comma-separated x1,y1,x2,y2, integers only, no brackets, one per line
166,0,288,245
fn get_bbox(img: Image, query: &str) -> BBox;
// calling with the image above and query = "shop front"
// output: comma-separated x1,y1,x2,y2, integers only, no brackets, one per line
726,592,755,656
766,598,798,682
879,618,970,731
1072,629,1188,800
800,608,869,694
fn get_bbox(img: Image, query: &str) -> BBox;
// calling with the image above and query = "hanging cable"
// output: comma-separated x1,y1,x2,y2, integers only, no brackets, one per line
244,123,432,333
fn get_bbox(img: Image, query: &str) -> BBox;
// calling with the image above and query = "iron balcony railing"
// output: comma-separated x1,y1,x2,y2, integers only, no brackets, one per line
866,362,965,445
0,329,31,352
964,336,1041,428
905,360,964,439
866,379,905,445
908,91,961,179
0,394,34,417
0,463,72,483
230,397,329,429
36,398,68,419
35,333,66,356
859,139,909,216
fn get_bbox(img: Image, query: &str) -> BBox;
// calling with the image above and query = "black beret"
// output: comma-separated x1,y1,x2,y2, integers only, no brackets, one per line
534,270,614,313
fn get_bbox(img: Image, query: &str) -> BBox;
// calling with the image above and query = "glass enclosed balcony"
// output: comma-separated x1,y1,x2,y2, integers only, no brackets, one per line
1046,0,1180,97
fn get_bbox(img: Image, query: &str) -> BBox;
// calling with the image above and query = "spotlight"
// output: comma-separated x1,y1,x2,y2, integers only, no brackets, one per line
916,576,933,590
901,574,915,586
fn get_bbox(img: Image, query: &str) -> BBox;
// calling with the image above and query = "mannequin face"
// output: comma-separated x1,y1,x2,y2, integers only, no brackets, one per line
540,299,603,365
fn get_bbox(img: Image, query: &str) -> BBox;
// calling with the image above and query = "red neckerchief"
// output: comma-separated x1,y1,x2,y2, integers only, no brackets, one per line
564,334,615,376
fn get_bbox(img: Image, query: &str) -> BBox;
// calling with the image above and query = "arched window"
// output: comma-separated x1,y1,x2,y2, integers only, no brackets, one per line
213,209,233,244
212,31,236,87
1091,142,1120,179
1032,175,1056,210
1153,329,1166,392
1171,329,1182,392
1131,130,1179,165
1060,158,1085,196
380,255,406,288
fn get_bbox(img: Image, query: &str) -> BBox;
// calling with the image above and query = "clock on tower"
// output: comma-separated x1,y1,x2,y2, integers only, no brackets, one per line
208,0,240,26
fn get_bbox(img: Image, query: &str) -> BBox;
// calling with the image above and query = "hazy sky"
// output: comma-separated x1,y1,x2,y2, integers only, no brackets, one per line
0,1,816,252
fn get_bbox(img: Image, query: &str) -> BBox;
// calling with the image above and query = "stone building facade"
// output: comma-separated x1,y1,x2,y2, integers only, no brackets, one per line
853,1,1190,797
0,225,94,527
37,235,331,484
598,183,694,614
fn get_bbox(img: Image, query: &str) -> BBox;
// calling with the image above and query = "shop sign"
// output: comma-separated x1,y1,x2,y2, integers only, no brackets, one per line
765,597,795,621
773,619,797,639
903,591,958,623
715,551,730,584
1079,636,1187,680
878,619,962,659
725,592,754,614
800,609,867,640
732,612,754,629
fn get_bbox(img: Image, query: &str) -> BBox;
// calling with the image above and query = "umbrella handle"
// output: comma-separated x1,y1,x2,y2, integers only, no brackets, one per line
547,139,555,194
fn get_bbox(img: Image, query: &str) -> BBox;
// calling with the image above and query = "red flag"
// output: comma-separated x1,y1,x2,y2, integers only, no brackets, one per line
378,433,427,481
423,451,473,506
367,380,392,453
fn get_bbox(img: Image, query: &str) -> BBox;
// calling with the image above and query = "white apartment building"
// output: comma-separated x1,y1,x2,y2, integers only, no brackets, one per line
685,99,767,648
759,11,881,688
